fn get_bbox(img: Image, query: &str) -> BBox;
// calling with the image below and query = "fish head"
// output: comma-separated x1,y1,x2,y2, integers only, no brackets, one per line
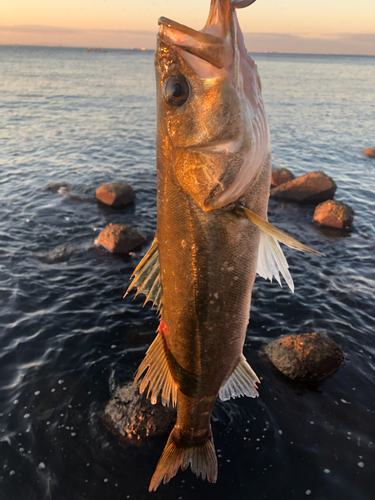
155,0,270,210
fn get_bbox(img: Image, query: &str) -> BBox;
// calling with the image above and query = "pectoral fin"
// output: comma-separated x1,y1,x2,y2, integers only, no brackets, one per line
257,231,295,292
238,207,324,256
219,354,260,400
124,238,162,312
237,206,324,292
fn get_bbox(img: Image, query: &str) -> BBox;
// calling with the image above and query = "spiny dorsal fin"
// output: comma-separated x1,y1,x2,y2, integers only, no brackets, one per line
134,329,178,408
124,237,162,312
219,354,260,401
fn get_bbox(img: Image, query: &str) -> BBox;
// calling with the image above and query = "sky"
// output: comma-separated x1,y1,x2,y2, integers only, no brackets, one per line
1,0,375,55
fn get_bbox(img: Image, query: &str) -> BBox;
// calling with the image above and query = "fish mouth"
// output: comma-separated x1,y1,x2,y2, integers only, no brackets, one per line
158,20,226,80
158,0,243,73
158,1,257,54
158,1,258,79
158,17,226,70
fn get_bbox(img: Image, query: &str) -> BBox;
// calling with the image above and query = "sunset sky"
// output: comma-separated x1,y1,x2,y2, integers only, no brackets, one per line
1,0,374,54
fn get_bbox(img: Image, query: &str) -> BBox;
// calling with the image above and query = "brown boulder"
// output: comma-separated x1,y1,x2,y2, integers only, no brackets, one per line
363,148,375,157
314,200,354,230
271,168,295,188
96,182,135,207
102,382,176,441
270,171,337,204
265,332,344,381
96,223,145,253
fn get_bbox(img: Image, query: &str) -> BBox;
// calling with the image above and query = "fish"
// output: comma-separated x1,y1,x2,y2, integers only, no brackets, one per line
126,0,321,491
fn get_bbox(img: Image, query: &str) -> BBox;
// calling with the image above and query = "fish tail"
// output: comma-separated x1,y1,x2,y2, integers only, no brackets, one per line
149,427,218,491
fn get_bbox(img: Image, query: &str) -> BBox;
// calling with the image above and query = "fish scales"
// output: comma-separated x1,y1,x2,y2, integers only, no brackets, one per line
157,156,270,395
126,0,320,492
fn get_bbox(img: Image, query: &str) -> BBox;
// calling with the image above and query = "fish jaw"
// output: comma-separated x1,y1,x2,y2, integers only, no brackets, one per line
156,0,270,212
158,18,227,74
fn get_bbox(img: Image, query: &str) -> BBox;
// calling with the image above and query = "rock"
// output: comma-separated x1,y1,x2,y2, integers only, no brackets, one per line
271,168,295,188
96,223,145,253
58,187,94,202
45,182,70,192
270,171,337,204
265,332,344,381
313,200,354,230
102,382,176,441
37,247,71,263
363,148,375,157
96,182,135,207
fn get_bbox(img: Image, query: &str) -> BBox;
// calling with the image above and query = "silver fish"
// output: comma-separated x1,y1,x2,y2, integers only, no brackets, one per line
126,0,320,491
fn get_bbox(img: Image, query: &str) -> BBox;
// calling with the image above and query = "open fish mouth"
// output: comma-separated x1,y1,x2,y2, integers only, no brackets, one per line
158,0,256,77
158,16,227,70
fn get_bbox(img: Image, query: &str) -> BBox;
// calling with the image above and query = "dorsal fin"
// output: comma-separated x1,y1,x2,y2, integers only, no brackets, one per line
124,238,162,312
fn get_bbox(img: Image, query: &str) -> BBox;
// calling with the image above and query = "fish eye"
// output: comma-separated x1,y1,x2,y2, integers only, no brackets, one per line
163,76,190,107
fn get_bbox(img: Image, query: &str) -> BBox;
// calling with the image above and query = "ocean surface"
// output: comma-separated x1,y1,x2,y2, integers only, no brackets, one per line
0,45,374,500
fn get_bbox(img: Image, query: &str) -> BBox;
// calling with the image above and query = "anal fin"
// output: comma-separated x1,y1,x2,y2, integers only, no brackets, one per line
219,354,260,401
134,329,177,408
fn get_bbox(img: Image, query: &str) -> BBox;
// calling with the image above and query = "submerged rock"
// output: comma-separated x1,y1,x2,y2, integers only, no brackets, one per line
270,171,337,204
58,186,94,202
102,382,176,441
271,168,295,188
314,200,354,230
96,223,145,253
96,182,135,208
363,148,375,157
37,247,71,263
265,332,344,381
45,182,70,192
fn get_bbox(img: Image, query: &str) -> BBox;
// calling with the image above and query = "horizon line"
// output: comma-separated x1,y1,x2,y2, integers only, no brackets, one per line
1,43,375,58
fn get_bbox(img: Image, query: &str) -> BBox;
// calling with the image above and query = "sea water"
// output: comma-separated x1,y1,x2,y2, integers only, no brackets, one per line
0,45,374,500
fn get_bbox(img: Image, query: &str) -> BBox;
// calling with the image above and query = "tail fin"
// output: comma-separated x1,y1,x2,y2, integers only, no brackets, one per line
149,428,218,491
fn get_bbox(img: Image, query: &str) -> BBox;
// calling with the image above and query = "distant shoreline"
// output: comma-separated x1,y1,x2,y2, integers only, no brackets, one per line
1,44,374,58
